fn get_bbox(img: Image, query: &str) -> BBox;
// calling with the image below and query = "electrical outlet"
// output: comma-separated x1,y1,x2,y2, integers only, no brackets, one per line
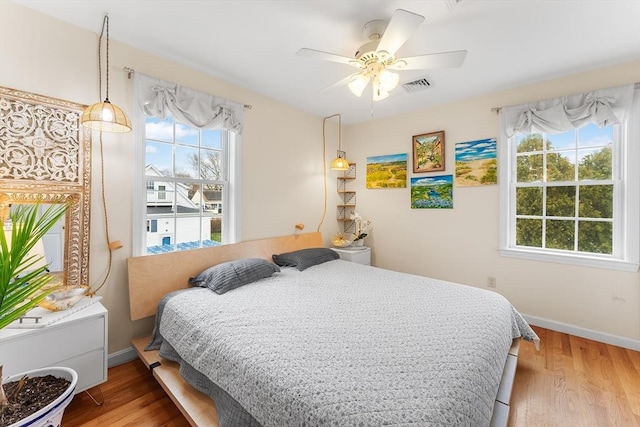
487,276,497,288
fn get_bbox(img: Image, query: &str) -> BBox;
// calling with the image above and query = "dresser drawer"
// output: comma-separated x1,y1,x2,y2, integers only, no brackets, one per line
0,316,104,377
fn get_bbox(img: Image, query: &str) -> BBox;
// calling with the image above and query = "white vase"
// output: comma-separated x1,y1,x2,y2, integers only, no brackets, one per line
354,239,364,247
3,366,77,427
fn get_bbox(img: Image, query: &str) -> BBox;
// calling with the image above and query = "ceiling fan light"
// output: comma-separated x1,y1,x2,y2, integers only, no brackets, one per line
348,74,370,97
379,69,400,92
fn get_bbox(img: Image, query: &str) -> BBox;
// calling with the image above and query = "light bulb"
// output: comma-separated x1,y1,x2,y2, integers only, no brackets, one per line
348,74,370,97
379,69,399,92
102,104,114,122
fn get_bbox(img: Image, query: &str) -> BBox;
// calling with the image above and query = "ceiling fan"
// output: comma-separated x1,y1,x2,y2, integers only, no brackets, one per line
296,9,467,101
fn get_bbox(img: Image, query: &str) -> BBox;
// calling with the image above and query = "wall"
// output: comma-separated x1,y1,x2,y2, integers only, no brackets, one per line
0,3,337,356
345,60,640,347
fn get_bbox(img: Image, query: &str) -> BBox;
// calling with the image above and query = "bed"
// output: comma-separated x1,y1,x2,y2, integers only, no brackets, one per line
127,232,538,427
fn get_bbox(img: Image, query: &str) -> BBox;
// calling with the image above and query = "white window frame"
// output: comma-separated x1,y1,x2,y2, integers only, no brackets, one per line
132,113,241,256
499,88,639,272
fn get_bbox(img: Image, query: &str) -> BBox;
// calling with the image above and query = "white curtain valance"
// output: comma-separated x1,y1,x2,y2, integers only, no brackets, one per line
135,73,244,134
501,84,635,138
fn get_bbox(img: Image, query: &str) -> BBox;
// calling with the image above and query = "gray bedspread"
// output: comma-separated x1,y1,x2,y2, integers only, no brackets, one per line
152,260,538,427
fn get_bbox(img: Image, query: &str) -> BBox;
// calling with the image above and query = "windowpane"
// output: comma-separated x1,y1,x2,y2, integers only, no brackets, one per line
175,145,199,178
516,218,542,247
578,147,611,180
546,151,575,181
547,129,575,150
579,185,613,218
545,219,574,251
546,186,575,217
175,122,198,145
517,154,543,182
145,117,174,142
516,187,543,215
578,123,613,148
146,141,173,175
200,148,222,180
578,221,612,254
516,134,543,153
202,129,222,149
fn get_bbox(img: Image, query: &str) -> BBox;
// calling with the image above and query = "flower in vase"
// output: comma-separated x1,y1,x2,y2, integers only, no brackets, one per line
350,212,372,242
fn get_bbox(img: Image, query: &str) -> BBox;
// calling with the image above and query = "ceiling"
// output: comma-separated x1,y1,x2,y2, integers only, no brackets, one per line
14,0,640,125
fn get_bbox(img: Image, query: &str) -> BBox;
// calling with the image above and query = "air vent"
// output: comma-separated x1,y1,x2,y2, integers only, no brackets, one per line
402,77,432,93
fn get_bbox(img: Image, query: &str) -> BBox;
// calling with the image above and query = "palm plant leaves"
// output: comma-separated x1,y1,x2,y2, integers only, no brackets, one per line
0,202,68,329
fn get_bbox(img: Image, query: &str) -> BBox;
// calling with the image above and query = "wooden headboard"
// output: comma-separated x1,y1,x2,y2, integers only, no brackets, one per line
127,232,323,320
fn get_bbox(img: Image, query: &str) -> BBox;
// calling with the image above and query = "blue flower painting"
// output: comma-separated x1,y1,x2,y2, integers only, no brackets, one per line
410,175,453,209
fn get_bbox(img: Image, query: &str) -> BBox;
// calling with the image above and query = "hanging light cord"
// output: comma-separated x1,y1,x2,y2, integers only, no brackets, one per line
97,14,109,102
317,114,340,232
89,133,113,295
88,14,115,296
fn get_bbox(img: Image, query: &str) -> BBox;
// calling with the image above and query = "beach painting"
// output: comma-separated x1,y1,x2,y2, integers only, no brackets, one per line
455,138,497,187
366,153,407,189
410,175,453,209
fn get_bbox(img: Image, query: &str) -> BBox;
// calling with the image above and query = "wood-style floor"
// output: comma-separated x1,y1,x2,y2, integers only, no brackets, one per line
63,326,639,427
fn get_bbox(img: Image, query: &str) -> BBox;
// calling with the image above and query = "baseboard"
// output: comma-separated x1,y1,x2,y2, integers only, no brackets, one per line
108,346,138,368
523,314,640,351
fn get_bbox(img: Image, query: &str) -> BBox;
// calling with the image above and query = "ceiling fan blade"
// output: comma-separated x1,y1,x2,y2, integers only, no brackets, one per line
296,48,361,68
376,9,425,57
388,50,468,70
318,73,361,93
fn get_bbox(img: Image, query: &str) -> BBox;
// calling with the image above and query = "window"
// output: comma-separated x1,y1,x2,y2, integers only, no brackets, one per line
499,85,639,271
134,74,243,255
140,116,232,254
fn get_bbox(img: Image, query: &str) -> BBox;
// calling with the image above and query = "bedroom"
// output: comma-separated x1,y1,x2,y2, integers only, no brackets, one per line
0,1,638,426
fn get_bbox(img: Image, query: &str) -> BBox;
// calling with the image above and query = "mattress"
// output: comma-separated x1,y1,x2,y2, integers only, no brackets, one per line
149,260,538,426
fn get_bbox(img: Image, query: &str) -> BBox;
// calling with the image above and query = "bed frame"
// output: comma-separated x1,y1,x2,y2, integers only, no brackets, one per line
127,231,519,427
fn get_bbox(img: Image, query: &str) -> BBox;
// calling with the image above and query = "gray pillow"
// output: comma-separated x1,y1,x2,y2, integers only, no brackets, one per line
272,247,339,271
188,258,280,294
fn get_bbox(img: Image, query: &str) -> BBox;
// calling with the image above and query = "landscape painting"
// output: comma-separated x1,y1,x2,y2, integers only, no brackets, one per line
413,131,445,173
455,138,497,187
366,153,407,189
410,175,453,209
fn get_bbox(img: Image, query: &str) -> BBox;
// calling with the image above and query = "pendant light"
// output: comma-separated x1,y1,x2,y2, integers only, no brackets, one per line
81,14,132,133
324,114,350,171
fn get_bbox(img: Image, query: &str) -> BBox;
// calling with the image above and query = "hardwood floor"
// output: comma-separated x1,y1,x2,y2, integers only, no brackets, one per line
63,326,639,427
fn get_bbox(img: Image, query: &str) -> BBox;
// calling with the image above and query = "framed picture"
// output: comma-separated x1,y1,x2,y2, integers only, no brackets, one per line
413,131,445,173
410,175,453,209
455,138,497,187
366,153,407,189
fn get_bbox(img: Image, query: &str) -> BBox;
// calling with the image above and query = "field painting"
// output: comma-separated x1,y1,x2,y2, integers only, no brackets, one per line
410,175,453,209
455,138,497,187
366,153,407,189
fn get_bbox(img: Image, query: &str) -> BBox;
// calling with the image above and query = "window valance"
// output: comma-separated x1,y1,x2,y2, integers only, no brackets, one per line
135,73,244,134
501,84,634,138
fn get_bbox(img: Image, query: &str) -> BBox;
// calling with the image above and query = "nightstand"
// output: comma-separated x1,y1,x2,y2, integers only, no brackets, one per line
332,246,371,265
0,302,108,394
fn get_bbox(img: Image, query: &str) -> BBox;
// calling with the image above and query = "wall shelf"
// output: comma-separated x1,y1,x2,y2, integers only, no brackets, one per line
337,163,357,234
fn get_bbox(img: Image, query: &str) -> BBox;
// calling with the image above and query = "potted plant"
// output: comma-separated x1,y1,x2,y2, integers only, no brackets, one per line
0,201,77,426
350,212,372,247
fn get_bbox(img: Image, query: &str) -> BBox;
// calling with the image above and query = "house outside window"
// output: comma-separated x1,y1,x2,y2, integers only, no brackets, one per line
499,85,639,271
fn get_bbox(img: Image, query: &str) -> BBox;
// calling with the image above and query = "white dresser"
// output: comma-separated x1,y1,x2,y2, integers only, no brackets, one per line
0,302,108,394
332,246,372,265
